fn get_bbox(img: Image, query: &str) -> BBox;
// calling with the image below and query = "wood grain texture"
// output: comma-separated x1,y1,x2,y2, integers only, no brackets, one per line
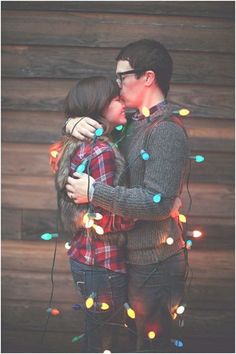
2,45,234,86
2,11,234,53
1,175,235,219
2,79,234,119
2,142,234,185
2,1,234,19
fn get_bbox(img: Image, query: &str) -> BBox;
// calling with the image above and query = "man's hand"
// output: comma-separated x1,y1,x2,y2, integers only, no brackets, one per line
170,197,182,218
66,117,102,140
66,172,95,204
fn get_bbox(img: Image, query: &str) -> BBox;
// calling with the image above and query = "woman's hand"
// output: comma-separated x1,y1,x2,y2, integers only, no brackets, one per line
66,117,102,140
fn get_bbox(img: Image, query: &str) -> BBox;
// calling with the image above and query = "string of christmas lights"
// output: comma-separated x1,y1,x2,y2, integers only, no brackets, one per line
41,106,205,352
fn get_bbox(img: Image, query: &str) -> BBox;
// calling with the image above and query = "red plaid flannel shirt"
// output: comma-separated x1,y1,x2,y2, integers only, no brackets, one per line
68,140,134,273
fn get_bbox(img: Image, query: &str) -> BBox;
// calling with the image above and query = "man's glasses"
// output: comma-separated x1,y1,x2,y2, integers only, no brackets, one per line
116,69,147,88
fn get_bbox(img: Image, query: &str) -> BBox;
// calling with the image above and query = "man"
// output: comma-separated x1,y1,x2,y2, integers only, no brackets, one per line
65,39,189,352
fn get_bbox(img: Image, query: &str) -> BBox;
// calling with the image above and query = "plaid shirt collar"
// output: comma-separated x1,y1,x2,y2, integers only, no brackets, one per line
132,100,169,122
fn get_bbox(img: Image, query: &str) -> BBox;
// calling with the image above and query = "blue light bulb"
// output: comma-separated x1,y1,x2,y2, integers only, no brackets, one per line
186,240,192,248
140,149,150,160
153,193,162,203
174,339,184,348
95,127,104,137
76,163,86,173
195,155,205,163
115,125,123,131
41,233,58,241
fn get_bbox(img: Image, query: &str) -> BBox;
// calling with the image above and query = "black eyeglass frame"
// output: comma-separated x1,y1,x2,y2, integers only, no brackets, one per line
115,69,149,83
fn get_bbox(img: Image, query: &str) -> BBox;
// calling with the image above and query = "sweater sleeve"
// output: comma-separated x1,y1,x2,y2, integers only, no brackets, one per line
92,122,189,220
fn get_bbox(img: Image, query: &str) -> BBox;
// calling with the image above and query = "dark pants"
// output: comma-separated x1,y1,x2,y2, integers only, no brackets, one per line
128,250,187,352
70,258,128,353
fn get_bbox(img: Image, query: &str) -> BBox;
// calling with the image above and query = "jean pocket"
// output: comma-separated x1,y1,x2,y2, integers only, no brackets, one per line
71,270,86,298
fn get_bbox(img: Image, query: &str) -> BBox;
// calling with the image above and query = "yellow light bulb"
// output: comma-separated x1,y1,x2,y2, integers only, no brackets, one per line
83,214,94,228
148,331,156,339
166,237,174,245
51,150,59,158
176,305,185,315
127,308,136,319
179,109,190,117
85,297,94,309
100,302,109,310
179,214,186,223
142,106,150,117
92,224,104,235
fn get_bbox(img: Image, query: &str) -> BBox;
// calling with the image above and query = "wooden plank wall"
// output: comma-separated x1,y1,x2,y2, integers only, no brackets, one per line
2,2,235,353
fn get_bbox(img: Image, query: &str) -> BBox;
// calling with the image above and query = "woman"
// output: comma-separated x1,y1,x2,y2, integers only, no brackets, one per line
50,77,135,353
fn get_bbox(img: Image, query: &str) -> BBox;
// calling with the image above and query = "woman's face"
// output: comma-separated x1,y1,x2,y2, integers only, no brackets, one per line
103,96,127,130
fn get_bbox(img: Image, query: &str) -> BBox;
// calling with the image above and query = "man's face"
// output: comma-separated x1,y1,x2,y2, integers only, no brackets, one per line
116,60,146,109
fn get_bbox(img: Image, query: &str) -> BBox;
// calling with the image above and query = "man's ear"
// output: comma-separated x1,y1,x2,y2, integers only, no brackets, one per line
145,70,156,86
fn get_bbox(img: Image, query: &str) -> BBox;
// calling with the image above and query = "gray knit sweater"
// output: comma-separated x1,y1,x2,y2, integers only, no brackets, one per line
92,103,189,265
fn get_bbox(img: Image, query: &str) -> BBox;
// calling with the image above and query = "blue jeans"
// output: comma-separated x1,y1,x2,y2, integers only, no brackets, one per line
128,249,188,352
70,258,128,352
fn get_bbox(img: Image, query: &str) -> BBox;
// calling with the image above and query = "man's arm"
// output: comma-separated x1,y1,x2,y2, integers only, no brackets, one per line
93,122,188,219
67,122,188,221
65,117,101,140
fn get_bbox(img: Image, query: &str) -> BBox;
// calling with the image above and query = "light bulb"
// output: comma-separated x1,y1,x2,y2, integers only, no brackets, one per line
47,308,60,316
71,333,85,343
179,214,186,223
186,240,192,249
166,237,174,245
65,241,71,250
148,331,156,339
50,150,59,158
95,127,104,137
142,106,150,117
140,149,150,160
187,230,202,238
153,193,162,203
92,224,104,235
124,303,135,319
103,350,111,354
176,305,185,315
76,163,86,173
83,214,94,228
41,233,58,241
115,125,124,131
100,302,110,310
85,292,96,309
179,109,190,116
195,155,205,163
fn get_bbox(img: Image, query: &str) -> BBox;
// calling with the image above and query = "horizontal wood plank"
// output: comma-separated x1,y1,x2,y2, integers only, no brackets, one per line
2,45,234,86
2,11,234,53
2,111,235,151
2,79,234,119
2,208,234,247
2,327,235,354
2,1,234,19
2,142,234,185
1,208,22,240
2,240,234,282
2,175,235,219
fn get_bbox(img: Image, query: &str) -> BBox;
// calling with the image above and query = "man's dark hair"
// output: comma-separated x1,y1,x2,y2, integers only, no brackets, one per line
116,39,173,97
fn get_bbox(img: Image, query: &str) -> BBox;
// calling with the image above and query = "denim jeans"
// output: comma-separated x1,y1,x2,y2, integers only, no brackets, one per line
128,249,187,352
70,258,128,353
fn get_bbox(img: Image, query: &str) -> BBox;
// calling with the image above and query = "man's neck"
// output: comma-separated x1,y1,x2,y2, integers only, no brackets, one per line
138,88,165,112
